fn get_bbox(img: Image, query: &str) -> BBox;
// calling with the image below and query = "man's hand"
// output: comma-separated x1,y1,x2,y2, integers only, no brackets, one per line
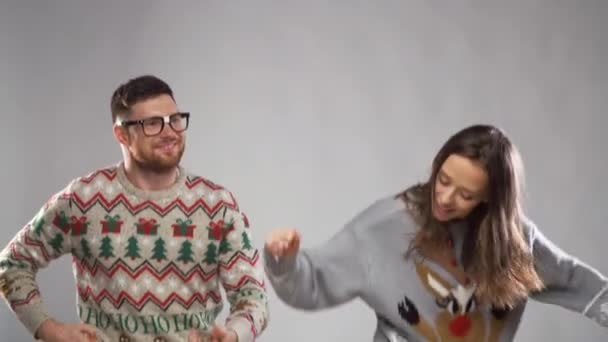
188,325,238,342
37,318,96,342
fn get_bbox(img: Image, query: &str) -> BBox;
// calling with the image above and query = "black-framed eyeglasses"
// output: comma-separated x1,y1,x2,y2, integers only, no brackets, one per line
117,112,190,136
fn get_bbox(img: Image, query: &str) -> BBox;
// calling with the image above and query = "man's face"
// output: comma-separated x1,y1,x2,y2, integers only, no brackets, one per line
115,94,187,172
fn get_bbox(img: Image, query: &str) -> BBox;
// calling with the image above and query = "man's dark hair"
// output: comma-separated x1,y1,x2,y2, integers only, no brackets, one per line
110,75,174,123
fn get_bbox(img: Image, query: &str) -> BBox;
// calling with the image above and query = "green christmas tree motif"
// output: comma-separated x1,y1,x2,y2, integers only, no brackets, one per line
218,238,233,255
177,240,194,264
203,243,218,265
31,215,45,236
151,238,167,262
49,233,64,253
99,236,115,259
125,236,141,260
80,238,92,259
241,232,253,250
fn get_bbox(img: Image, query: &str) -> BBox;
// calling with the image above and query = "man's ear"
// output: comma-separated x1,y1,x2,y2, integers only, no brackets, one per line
113,125,130,146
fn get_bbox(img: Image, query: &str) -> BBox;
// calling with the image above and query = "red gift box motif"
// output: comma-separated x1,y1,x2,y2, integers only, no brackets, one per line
101,214,123,234
172,218,196,238
52,211,71,234
70,216,90,236
206,219,235,241
136,218,160,236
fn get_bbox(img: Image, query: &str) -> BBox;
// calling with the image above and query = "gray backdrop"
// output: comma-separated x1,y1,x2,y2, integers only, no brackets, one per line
1,0,607,341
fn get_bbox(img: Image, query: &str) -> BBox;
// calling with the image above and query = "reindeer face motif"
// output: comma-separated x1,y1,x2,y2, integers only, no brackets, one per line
426,271,476,316
396,260,509,342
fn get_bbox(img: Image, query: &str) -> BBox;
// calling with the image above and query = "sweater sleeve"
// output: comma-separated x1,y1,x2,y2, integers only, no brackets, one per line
218,195,269,342
0,185,75,337
263,208,371,311
525,218,608,327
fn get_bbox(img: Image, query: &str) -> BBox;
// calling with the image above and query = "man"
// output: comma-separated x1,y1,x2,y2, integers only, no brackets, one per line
0,75,268,341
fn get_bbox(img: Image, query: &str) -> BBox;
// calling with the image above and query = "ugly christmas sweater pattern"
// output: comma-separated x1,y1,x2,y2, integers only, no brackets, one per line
0,163,268,342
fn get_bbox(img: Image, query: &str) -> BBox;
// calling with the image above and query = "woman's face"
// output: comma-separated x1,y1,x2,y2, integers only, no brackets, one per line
433,154,489,222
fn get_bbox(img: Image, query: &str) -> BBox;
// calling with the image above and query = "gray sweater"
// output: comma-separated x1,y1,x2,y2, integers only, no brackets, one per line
264,195,608,341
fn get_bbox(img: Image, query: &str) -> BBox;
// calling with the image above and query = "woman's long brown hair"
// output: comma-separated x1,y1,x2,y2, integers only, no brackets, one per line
401,124,544,309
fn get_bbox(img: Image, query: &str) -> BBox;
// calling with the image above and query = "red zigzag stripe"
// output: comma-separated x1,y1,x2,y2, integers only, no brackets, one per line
78,169,230,196
219,251,260,270
222,275,265,291
77,287,222,311
74,259,217,282
10,233,39,266
23,232,50,262
80,169,117,184
73,251,259,282
71,193,238,217
185,177,224,191
10,289,40,309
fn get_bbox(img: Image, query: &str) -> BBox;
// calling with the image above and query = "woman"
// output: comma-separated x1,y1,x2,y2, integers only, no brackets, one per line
264,124,608,341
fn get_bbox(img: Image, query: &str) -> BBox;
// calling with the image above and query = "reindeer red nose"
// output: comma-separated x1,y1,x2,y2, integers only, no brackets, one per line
449,314,472,337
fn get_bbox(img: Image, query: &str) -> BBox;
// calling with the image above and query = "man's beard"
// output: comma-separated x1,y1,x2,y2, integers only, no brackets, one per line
131,139,185,173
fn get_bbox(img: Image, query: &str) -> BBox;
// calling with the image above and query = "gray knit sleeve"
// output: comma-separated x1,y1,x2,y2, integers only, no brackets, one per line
263,203,378,311
525,218,608,327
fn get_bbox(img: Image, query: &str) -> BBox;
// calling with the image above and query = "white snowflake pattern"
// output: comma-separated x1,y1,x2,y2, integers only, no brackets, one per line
131,283,140,295
194,239,205,249
192,280,202,290
89,235,99,246
224,271,237,282
115,275,127,289
238,264,250,273
168,278,179,290
180,286,191,296
105,184,115,194
94,179,104,189
141,237,152,247
30,251,39,260
82,186,92,196
206,192,217,203
229,233,239,242
169,239,178,248
196,188,206,197
184,191,194,201
157,285,166,295
143,277,153,290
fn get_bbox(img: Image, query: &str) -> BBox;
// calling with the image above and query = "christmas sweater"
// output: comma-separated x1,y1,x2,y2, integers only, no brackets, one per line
0,163,268,342
264,195,608,341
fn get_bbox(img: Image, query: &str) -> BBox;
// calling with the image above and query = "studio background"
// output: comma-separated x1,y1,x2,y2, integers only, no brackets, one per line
1,1,606,341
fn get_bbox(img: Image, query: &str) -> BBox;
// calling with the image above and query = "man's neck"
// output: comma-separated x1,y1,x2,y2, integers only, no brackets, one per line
123,160,179,191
